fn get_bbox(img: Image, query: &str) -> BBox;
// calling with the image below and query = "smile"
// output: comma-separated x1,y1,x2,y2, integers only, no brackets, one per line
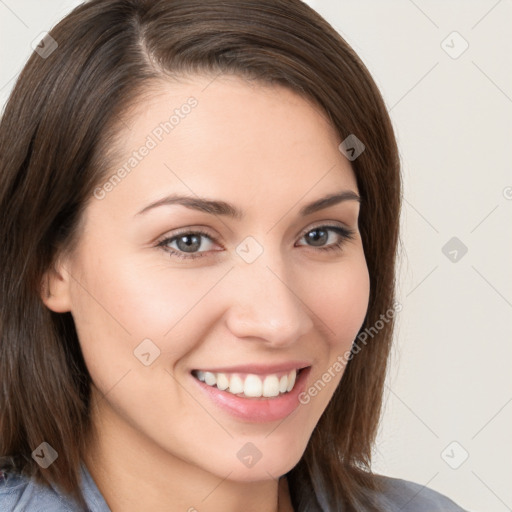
191,368,305,398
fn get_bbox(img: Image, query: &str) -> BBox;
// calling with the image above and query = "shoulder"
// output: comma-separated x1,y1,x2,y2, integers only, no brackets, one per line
0,463,112,512
0,468,77,511
368,474,471,512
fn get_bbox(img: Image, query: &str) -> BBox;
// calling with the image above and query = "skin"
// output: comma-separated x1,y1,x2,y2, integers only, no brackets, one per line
41,74,370,512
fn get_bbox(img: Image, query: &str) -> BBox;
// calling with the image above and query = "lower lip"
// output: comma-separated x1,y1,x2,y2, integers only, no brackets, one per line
192,367,311,423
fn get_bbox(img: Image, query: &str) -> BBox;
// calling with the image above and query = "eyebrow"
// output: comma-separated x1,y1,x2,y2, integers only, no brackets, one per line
135,190,361,219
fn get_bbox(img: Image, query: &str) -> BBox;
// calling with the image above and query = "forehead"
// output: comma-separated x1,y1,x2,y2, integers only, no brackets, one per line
91,74,358,220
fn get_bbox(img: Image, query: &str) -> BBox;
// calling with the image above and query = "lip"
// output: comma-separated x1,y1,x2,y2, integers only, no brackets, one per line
191,361,311,375
191,366,311,423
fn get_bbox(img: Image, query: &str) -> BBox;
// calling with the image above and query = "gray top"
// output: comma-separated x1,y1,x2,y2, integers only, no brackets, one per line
0,462,471,511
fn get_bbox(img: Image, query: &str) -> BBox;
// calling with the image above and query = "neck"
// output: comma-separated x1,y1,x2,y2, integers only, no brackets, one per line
83,391,294,512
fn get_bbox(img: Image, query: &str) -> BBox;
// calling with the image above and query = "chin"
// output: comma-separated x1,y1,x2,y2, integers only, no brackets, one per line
210,441,305,483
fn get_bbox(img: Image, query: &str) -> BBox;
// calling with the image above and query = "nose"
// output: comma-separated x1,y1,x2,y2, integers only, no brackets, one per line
224,255,314,348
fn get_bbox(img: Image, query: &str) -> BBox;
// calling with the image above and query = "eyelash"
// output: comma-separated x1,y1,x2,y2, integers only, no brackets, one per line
156,224,356,261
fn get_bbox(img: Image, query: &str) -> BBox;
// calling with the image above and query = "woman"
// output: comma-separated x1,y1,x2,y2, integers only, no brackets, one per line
0,0,469,510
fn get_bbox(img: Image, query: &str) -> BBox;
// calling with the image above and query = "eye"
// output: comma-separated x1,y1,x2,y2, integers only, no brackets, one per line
156,224,356,260
156,228,218,260
296,224,356,253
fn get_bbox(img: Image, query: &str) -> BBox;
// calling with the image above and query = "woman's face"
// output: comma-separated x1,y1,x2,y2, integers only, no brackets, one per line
44,75,369,482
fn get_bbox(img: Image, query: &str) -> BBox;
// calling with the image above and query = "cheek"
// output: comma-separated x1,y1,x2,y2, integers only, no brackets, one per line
296,251,369,407
68,250,227,376
72,258,186,337
317,248,370,349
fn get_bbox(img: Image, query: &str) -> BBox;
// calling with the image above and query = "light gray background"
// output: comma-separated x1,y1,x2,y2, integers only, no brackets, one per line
1,1,511,511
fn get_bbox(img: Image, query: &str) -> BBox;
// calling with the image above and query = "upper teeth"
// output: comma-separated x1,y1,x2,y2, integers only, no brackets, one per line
194,369,298,398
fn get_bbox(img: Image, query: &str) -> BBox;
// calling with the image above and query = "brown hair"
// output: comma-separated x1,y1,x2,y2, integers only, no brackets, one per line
0,0,401,510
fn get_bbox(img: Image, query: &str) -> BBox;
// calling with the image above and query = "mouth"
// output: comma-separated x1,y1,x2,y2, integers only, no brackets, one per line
191,366,309,399
190,365,312,423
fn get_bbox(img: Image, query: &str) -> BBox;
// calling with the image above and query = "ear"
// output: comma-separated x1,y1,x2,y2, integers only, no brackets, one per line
39,255,73,313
